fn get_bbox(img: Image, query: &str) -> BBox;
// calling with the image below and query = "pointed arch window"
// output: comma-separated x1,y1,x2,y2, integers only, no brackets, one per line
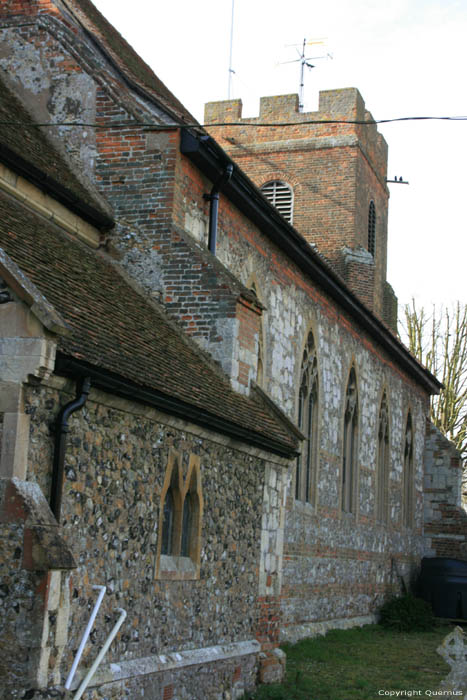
342,368,358,513
157,451,203,580
368,200,376,256
295,330,319,503
403,413,414,527
261,181,294,224
161,487,175,555
250,281,265,386
376,392,390,523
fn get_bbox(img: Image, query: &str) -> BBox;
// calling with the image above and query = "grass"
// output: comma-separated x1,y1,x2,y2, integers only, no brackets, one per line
245,624,454,700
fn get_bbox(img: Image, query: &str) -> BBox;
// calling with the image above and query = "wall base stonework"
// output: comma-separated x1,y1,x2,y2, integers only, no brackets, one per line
70,642,259,699
280,614,377,644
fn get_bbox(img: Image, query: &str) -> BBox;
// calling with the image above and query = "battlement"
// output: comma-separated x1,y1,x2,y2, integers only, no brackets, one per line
206,88,368,124
205,88,387,184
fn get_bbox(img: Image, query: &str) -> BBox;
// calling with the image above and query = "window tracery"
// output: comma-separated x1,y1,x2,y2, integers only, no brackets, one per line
157,450,203,579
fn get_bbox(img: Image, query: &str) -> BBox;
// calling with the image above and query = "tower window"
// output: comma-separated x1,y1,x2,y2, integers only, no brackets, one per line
368,200,376,256
261,181,294,224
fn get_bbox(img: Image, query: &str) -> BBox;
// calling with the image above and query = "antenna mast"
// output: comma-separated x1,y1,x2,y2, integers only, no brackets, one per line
228,0,235,99
282,38,331,111
298,38,307,111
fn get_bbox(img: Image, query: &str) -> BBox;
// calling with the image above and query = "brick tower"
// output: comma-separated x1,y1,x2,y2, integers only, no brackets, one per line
205,89,397,328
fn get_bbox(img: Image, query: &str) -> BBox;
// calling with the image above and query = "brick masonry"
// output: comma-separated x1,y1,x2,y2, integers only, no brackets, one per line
205,90,391,322
424,421,467,560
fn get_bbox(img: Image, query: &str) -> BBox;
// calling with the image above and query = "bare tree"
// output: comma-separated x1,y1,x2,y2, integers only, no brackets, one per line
401,300,467,462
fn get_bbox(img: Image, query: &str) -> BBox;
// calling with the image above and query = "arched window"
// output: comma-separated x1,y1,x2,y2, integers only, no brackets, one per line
403,413,414,527
376,392,389,522
161,487,175,555
156,451,203,580
342,367,358,513
180,493,193,557
249,281,265,386
296,330,318,503
261,180,294,224
368,200,376,256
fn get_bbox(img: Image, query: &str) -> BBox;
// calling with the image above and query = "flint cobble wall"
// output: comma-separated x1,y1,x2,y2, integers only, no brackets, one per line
21,380,281,697
196,181,429,640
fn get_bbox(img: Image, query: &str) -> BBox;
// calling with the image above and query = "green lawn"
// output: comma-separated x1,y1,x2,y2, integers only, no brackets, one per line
247,624,454,700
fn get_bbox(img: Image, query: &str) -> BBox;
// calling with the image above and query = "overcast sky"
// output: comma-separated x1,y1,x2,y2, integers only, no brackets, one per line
92,0,467,311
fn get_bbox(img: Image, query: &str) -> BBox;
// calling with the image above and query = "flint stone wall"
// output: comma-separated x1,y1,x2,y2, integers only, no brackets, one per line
19,378,286,697
207,202,429,641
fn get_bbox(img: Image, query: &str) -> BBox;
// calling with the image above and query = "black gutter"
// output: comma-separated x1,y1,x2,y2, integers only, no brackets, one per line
50,376,91,522
180,130,441,396
54,353,299,459
0,144,114,231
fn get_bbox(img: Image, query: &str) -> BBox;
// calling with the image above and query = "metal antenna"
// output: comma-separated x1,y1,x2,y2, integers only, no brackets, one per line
282,38,332,111
228,0,235,99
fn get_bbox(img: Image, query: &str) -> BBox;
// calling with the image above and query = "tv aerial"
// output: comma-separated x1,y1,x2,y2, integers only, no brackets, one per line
282,38,333,111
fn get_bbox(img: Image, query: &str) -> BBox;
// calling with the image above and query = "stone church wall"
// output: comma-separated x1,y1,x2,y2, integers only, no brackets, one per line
0,375,290,698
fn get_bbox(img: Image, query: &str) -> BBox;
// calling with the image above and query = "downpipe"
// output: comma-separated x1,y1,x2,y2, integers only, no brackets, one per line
50,376,91,522
204,164,234,254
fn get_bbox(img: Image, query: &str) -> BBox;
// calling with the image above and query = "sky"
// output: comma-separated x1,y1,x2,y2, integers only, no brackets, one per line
92,0,467,311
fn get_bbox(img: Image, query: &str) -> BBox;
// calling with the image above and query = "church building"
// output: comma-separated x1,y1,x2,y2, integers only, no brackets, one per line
0,1,463,698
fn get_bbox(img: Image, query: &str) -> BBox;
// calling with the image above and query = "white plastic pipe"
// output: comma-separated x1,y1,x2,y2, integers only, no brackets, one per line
65,585,106,690
73,607,127,700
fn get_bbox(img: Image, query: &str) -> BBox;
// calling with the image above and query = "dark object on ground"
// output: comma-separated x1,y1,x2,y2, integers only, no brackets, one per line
419,557,467,620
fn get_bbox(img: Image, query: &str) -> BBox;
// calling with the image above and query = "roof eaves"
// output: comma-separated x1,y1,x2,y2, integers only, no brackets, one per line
55,353,299,458
0,143,114,231
180,129,442,396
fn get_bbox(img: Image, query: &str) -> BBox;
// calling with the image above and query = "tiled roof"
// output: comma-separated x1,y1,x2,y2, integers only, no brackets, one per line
63,0,196,124
0,192,297,455
0,73,113,228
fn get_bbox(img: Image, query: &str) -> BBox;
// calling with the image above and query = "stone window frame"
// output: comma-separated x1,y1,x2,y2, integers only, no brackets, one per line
376,389,390,523
260,180,294,224
368,200,376,256
155,449,203,580
247,278,266,387
341,365,359,514
295,327,319,505
402,410,415,528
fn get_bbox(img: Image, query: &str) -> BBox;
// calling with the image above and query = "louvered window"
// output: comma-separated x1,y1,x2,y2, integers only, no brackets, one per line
261,181,293,224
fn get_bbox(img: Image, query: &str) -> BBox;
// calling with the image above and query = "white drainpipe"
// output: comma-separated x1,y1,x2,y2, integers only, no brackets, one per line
65,585,107,690
73,607,127,700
